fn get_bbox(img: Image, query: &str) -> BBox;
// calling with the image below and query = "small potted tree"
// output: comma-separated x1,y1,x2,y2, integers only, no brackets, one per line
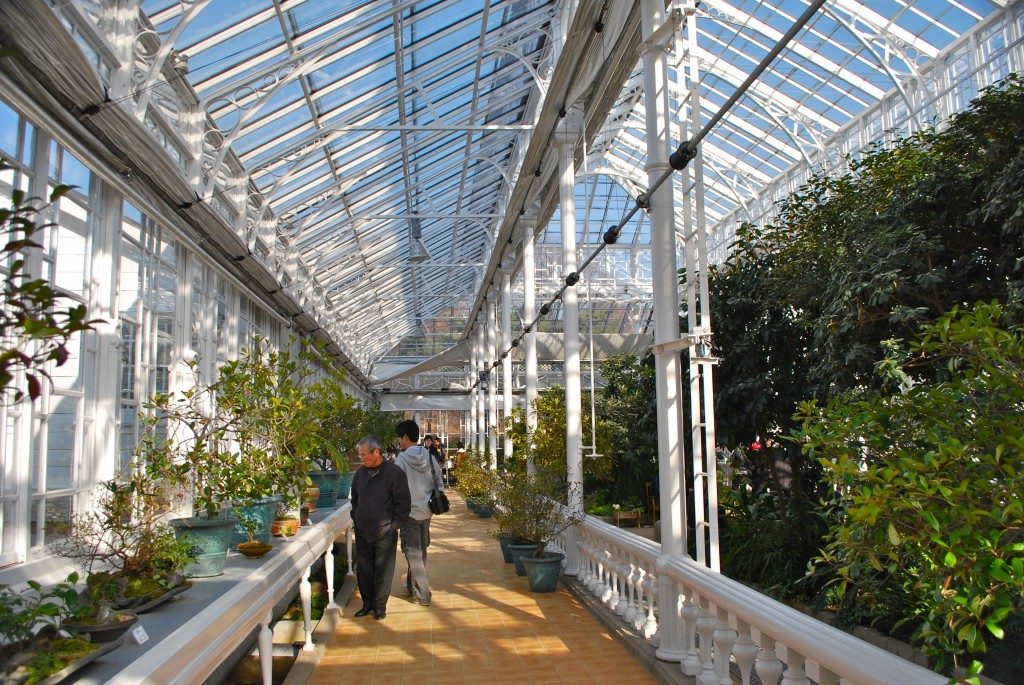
493,468,584,591
235,509,273,559
50,464,194,612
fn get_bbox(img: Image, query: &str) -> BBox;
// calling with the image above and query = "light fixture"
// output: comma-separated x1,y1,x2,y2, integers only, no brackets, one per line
408,217,430,262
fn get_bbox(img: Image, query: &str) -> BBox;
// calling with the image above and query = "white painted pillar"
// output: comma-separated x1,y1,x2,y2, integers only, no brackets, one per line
522,207,539,476
346,527,355,576
642,0,687,662
487,298,499,470
476,324,487,457
555,107,583,576
469,339,478,448
501,268,513,464
325,544,337,610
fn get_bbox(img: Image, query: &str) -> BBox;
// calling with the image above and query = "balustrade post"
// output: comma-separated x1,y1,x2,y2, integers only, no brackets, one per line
732,622,757,685
696,606,719,685
325,543,337,610
607,565,621,609
713,615,737,685
346,527,355,576
258,609,273,685
600,556,613,603
300,565,314,651
780,650,811,685
618,561,634,618
754,637,784,685
655,572,685,662
615,562,629,616
680,597,702,675
642,573,658,638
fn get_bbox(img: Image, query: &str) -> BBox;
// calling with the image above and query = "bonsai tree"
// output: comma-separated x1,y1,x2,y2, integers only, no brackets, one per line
0,572,94,684
0,159,95,404
49,463,194,607
493,467,584,558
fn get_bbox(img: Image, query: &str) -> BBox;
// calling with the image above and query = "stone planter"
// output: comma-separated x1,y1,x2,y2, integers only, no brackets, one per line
170,515,235,578
521,553,565,592
64,613,139,643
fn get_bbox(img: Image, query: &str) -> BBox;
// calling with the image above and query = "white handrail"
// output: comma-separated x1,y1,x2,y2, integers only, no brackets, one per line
109,504,353,685
571,516,946,685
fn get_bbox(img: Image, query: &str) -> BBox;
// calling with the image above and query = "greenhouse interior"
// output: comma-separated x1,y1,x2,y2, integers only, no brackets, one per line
0,0,1022,683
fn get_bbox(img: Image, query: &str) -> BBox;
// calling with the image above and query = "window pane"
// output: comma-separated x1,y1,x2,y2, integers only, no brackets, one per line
45,395,78,491
42,495,73,548
119,319,138,400
50,331,83,392
119,241,143,317
119,403,137,469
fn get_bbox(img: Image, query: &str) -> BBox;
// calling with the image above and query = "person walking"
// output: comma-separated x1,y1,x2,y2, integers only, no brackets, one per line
350,434,411,620
394,419,444,607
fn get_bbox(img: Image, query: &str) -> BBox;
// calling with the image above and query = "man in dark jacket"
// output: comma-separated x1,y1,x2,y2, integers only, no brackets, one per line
350,434,411,620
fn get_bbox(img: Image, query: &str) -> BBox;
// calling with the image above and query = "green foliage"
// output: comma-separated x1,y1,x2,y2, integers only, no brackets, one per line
799,303,1024,672
453,450,497,499
709,74,1024,450
23,637,95,685
0,160,96,404
0,573,81,653
595,354,658,504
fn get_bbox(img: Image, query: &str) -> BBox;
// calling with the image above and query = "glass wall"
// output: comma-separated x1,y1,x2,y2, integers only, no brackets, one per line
0,96,291,571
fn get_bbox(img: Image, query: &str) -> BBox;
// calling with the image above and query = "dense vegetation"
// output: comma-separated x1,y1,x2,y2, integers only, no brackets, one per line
708,75,1024,679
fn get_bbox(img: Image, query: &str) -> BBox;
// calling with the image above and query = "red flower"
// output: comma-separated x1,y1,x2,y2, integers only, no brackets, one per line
751,442,762,452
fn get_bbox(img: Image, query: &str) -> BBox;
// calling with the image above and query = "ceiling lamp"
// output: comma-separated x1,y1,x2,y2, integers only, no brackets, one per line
409,217,430,263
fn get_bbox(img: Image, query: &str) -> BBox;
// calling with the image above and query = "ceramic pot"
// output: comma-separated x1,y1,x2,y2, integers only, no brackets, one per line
521,553,565,592
170,515,235,578
271,517,300,537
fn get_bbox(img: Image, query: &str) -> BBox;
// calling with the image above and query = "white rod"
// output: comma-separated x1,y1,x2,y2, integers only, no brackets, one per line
487,298,498,470
523,209,538,476
501,269,514,463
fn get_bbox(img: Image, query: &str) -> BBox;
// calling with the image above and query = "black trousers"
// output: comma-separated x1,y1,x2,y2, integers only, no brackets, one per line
355,529,399,611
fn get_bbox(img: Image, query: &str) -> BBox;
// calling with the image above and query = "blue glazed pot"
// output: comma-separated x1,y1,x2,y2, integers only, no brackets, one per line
476,504,494,518
496,533,517,563
336,470,356,501
521,553,565,592
309,470,341,507
171,515,236,578
507,542,539,577
229,495,281,547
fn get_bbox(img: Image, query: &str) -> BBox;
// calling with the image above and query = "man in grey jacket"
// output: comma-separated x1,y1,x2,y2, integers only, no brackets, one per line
395,419,445,606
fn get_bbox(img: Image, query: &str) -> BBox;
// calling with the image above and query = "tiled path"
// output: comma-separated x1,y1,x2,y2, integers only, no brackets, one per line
310,492,658,685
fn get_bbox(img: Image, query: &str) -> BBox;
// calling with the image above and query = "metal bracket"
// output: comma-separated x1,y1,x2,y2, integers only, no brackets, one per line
638,7,684,56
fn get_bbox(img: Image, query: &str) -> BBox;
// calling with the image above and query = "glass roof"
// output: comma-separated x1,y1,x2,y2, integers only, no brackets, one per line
130,0,1002,381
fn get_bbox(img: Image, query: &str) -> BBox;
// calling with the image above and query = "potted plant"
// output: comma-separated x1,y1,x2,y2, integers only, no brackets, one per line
454,452,493,510
141,359,238,578
235,510,273,559
0,573,123,683
305,367,362,506
493,468,584,591
49,465,193,612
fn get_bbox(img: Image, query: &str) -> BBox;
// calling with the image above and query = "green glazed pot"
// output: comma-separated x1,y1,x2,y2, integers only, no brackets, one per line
521,553,565,592
171,515,236,578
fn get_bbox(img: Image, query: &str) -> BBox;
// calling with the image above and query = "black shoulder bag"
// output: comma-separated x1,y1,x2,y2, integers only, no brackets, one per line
427,456,450,515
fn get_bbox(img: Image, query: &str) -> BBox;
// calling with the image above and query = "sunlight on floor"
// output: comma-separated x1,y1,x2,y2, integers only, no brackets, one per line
311,493,657,684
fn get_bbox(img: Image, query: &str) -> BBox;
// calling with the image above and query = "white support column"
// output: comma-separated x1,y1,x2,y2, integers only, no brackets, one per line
487,297,498,470
555,107,583,576
643,0,687,662
476,324,487,457
258,609,274,685
469,339,478,448
501,268,513,464
522,208,539,476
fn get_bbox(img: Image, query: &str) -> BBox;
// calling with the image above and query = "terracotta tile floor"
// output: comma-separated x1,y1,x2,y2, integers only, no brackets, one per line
311,492,657,685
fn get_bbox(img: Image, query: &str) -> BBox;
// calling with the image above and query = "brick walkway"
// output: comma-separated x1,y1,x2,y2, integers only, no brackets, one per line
310,492,658,685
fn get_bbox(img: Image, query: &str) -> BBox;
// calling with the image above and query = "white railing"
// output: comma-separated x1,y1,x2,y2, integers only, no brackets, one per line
570,517,946,685
109,504,354,685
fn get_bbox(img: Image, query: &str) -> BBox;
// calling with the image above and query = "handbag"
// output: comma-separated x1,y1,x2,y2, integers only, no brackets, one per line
427,456,450,515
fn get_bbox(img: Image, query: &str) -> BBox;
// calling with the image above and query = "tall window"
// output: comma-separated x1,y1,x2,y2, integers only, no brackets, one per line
29,143,97,556
117,201,179,467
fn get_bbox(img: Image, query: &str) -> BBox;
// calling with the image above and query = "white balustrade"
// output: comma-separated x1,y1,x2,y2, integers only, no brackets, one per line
569,514,946,685
109,504,353,685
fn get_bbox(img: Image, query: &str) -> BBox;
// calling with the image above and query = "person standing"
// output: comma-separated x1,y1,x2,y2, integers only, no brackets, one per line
350,435,411,620
395,419,444,606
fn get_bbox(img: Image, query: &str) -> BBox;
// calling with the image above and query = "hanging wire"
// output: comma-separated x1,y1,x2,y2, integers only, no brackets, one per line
467,0,828,389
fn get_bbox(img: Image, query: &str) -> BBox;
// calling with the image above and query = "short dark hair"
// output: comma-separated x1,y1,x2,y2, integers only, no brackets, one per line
395,419,419,442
